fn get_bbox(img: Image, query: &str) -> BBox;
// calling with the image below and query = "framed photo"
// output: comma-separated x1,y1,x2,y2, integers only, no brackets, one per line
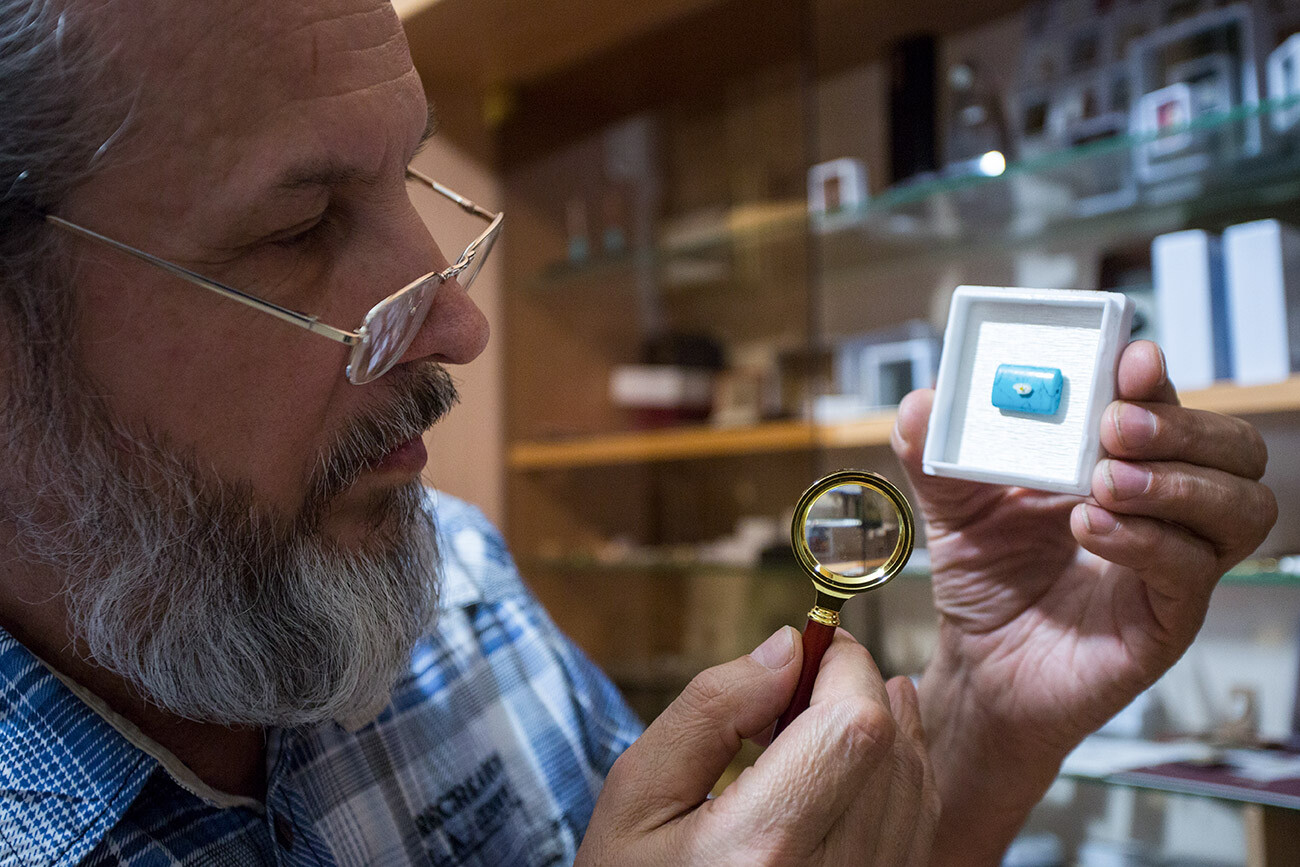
807,158,867,232
1268,33,1300,132
835,322,939,411
1137,81,1196,159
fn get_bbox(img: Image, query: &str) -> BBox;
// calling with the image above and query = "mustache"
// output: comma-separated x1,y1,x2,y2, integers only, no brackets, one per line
304,363,459,514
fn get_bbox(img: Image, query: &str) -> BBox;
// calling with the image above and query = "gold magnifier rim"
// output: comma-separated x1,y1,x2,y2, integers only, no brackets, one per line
790,469,915,600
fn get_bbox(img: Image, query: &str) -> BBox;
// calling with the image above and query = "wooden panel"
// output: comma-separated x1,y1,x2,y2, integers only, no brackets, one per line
402,0,729,91
401,0,1027,96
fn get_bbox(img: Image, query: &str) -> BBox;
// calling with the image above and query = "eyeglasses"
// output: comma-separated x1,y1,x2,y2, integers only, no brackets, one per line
42,167,503,385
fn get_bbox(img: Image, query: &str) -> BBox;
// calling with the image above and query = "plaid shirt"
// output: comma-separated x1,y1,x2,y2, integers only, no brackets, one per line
0,494,642,866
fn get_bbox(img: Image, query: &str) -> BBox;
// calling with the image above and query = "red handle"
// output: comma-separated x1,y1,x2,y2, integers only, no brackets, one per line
772,619,836,738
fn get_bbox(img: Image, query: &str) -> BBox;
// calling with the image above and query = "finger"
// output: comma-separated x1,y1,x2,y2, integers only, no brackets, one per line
891,389,1007,531
838,677,931,867
887,678,941,867
1072,503,1219,602
1090,459,1277,559
718,631,898,855
1117,340,1179,405
603,626,800,831
1101,401,1268,481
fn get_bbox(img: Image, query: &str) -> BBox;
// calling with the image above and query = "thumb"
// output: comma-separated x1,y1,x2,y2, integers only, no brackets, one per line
891,388,1004,530
601,626,800,831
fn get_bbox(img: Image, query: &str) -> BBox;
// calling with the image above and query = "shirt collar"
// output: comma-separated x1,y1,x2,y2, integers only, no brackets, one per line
0,627,156,864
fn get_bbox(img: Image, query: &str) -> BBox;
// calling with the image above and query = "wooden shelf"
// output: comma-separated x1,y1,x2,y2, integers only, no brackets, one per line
508,419,817,469
508,377,1300,470
1181,377,1300,416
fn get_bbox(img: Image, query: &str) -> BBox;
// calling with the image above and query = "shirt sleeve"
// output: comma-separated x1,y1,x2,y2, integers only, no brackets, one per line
536,608,644,779
431,492,644,783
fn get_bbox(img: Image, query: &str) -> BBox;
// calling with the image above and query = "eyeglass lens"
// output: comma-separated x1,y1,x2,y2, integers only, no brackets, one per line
455,223,499,295
347,273,442,384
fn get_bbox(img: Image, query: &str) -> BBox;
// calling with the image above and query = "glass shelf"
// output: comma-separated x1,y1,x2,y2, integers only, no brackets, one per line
520,554,1300,588
528,97,1300,294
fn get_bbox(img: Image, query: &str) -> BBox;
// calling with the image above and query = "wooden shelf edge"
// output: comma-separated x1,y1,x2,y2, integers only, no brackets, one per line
508,377,1300,470
1181,376,1300,416
508,419,816,469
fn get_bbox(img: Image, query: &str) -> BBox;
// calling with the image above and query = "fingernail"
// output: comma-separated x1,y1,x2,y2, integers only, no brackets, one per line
1115,403,1156,449
1104,460,1151,499
1082,504,1118,535
751,627,795,670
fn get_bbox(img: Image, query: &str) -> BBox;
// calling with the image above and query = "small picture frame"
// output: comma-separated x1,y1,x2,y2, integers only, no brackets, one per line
1138,82,1195,158
835,322,940,411
922,285,1134,495
1268,33,1300,132
807,158,868,232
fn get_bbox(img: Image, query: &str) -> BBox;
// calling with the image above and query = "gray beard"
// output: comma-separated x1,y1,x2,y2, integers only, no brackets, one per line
2,358,457,728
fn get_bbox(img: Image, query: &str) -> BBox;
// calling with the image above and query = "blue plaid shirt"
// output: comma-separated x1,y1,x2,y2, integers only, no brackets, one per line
0,494,643,866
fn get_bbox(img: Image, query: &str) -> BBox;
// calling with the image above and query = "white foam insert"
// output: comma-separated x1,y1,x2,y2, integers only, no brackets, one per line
923,286,1134,495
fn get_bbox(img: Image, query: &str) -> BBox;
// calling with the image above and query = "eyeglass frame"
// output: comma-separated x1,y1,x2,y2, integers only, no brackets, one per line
37,166,503,385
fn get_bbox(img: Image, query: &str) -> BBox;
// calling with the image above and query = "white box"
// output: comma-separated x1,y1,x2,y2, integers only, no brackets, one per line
1152,229,1230,391
609,365,714,408
923,286,1134,495
1224,219,1300,385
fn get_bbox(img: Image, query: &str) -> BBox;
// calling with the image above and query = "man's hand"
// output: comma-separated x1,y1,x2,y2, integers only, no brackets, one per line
576,628,939,866
890,340,1278,865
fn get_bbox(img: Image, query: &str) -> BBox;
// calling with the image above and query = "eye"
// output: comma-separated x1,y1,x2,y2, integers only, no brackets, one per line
266,211,332,249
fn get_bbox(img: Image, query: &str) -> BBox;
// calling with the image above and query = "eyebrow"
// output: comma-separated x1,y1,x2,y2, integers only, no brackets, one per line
273,101,440,195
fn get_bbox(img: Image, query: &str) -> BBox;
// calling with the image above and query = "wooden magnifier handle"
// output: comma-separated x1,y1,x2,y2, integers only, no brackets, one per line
772,616,837,738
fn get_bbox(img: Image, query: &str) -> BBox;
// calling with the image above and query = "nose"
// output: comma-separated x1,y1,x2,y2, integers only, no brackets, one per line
398,273,490,366
382,198,492,369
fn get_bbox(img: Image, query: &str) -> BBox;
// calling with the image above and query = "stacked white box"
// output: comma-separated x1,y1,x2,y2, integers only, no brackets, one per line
1151,230,1230,391
1223,219,1300,385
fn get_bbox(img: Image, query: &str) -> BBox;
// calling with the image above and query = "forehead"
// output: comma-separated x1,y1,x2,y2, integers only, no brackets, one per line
92,0,426,196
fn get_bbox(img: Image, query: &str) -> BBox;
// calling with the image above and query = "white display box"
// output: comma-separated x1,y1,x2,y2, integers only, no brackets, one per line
923,286,1135,495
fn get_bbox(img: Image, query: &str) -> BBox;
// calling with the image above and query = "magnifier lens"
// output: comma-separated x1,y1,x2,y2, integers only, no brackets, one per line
792,471,913,599
803,483,902,580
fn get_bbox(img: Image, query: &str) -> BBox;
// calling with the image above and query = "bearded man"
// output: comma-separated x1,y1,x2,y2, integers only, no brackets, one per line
0,0,1277,865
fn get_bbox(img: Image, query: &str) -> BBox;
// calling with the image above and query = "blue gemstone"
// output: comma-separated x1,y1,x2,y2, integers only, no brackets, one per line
992,364,1063,415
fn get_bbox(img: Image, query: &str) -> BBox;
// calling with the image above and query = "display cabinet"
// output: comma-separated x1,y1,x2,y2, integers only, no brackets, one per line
399,0,1300,860
472,0,1300,723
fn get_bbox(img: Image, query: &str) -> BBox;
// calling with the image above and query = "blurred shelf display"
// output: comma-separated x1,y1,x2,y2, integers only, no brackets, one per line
526,98,1300,297
467,1,1300,861
491,0,1300,757
508,376,1300,469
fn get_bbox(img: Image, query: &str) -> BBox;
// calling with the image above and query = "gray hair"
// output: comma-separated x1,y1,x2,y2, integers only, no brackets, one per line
0,0,124,366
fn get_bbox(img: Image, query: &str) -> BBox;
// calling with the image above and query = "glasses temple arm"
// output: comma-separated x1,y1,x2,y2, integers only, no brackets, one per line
405,167,498,223
44,214,361,346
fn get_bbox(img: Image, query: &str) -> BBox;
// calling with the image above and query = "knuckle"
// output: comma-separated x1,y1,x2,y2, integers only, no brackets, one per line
829,695,897,762
602,749,637,791
1251,484,1279,543
679,667,734,719
1152,463,1197,504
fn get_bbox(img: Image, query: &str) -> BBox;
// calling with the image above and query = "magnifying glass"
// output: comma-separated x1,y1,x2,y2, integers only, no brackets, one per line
772,470,915,738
